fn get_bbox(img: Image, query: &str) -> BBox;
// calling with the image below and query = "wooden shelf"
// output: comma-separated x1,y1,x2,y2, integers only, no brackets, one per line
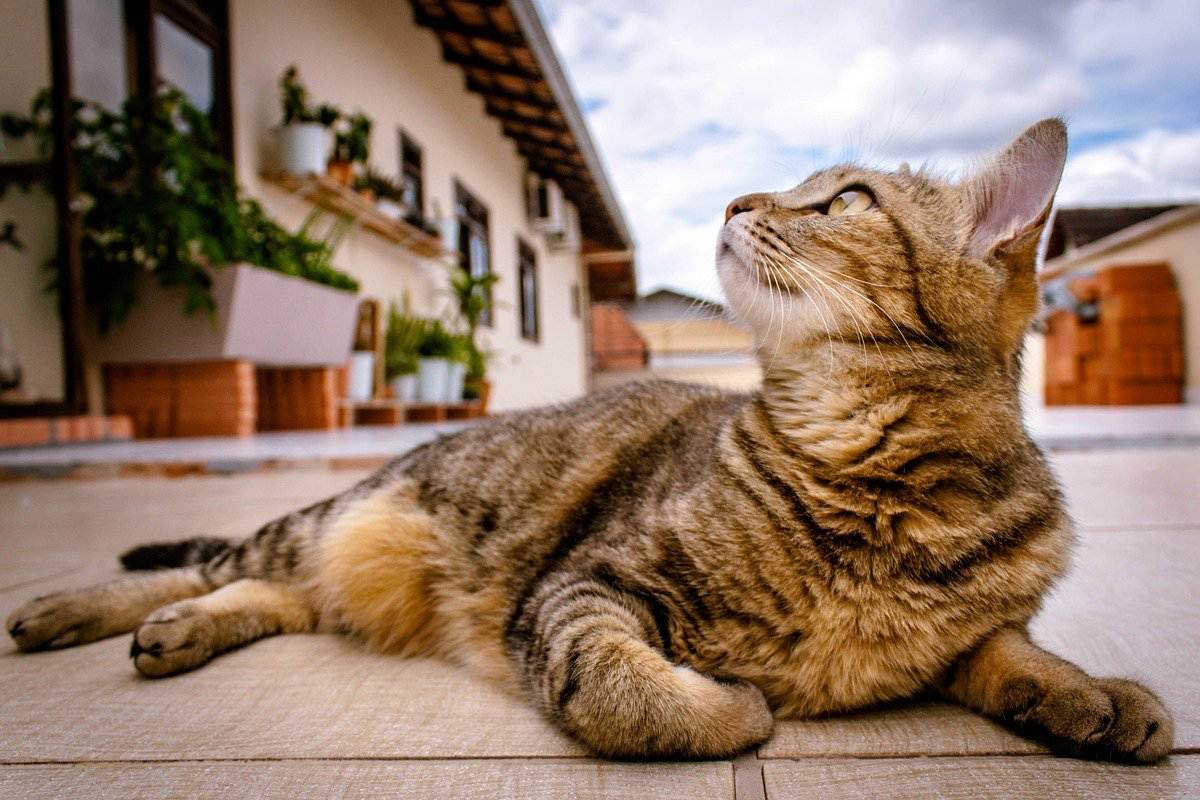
264,172,451,260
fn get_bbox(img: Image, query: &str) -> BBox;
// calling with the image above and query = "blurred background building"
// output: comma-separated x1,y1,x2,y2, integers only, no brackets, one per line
0,0,635,446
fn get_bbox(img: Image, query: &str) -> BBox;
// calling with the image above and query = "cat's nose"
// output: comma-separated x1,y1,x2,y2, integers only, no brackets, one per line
725,193,774,222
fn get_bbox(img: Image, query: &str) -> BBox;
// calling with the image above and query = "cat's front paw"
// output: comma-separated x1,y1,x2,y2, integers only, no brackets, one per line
6,592,105,651
131,602,217,677
1007,676,1173,763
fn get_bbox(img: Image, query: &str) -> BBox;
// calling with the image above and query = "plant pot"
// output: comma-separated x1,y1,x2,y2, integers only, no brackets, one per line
275,123,329,178
465,378,491,415
417,358,451,403
348,351,375,400
377,198,409,221
326,160,354,186
93,262,359,366
389,373,418,403
445,361,466,404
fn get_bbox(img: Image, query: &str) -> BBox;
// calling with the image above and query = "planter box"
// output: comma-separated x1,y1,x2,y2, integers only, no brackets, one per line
95,263,359,367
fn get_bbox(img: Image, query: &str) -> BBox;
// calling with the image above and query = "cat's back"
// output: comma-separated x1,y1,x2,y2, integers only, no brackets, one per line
395,379,743,511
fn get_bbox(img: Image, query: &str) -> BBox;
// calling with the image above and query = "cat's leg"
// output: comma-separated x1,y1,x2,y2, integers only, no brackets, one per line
7,567,213,652
511,574,774,758
941,626,1173,763
131,578,316,677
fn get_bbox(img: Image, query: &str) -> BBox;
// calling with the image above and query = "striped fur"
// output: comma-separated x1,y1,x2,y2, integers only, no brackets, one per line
5,119,1172,762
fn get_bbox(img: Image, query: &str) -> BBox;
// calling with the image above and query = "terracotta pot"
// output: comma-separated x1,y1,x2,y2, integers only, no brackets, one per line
94,263,359,367
326,160,354,186
466,378,491,416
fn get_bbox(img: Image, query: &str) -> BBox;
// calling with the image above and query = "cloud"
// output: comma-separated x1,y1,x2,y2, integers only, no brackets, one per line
537,0,1200,300
1059,129,1200,205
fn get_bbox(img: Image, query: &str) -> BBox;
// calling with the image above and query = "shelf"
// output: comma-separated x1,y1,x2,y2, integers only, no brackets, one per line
264,172,451,260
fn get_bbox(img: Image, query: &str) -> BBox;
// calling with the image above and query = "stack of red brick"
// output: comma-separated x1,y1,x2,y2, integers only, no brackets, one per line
106,361,348,438
1044,262,1183,405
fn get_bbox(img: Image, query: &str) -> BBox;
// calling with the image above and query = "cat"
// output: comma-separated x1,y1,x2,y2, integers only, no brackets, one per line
7,118,1173,763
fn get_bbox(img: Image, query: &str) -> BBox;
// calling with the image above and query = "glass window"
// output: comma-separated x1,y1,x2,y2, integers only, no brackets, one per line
455,181,492,326
67,0,126,110
518,239,539,342
154,13,214,113
400,131,424,219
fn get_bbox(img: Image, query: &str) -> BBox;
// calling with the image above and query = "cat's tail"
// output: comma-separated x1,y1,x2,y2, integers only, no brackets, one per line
119,537,233,571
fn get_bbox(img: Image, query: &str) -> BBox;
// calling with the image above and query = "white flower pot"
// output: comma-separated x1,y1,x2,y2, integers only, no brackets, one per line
376,198,409,221
445,361,466,403
417,358,451,403
348,352,375,401
94,262,359,366
276,123,329,177
389,373,418,403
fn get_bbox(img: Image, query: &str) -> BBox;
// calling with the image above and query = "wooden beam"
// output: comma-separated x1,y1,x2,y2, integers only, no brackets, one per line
415,9,525,48
465,76,554,108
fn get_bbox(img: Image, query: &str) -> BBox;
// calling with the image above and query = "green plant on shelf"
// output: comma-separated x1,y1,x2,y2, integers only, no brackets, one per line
448,266,498,382
332,113,372,166
384,295,424,380
279,65,340,127
417,318,467,362
353,168,406,203
0,87,358,332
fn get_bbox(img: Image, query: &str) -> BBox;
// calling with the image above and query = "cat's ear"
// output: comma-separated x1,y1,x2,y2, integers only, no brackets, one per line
963,118,1068,262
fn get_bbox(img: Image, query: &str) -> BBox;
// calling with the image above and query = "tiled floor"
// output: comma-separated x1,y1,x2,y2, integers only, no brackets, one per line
0,448,1197,798
1,404,1199,477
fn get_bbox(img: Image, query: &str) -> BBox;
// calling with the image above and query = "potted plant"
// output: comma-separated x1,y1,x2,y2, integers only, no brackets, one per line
448,266,499,412
328,112,371,187
384,298,423,402
355,169,409,220
275,66,339,178
416,319,461,403
1,88,361,366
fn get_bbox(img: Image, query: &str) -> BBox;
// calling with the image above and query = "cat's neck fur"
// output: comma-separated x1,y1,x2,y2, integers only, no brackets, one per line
751,341,1026,478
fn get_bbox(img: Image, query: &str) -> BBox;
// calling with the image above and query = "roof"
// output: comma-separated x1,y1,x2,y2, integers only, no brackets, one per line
624,288,727,323
407,0,632,257
1045,205,1182,261
1041,204,1200,280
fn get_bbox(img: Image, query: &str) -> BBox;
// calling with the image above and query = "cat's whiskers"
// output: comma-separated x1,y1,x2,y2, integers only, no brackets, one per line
779,250,920,358
757,248,836,380
765,247,886,371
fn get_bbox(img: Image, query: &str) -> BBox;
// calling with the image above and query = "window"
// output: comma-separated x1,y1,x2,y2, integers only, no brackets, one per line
399,131,424,220
127,0,233,161
518,239,539,342
455,181,492,326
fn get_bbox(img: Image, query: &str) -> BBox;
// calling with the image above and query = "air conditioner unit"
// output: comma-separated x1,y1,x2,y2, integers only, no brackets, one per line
528,175,566,236
545,201,580,252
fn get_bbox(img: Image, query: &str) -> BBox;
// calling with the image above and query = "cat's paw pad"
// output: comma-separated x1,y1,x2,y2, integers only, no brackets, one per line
1010,676,1174,763
6,592,103,651
131,602,216,677
1090,678,1174,763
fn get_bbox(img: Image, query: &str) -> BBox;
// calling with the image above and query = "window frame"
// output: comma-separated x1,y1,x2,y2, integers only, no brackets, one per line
517,237,539,343
124,0,233,165
399,129,424,221
454,179,493,327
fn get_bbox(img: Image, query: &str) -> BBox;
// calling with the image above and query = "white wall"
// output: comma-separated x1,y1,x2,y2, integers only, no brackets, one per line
230,0,589,411
0,0,590,414
0,0,62,402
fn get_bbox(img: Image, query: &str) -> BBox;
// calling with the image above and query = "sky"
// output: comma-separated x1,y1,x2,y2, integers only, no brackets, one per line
534,0,1200,302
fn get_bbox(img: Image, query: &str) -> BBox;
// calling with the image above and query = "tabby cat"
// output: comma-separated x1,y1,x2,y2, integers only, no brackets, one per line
7,119,1173,762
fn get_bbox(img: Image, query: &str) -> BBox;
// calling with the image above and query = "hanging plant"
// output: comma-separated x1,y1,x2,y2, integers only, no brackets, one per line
1,87,358,332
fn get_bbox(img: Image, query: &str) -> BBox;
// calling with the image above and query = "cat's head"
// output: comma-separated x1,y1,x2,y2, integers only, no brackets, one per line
717,119,1068,369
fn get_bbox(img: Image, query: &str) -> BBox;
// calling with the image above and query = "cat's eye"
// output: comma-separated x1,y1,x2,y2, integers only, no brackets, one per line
826,188,876,217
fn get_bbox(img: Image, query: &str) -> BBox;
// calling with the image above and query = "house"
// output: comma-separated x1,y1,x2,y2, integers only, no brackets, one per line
0,0,635,437
1026,204,1200,405
592,288,760,391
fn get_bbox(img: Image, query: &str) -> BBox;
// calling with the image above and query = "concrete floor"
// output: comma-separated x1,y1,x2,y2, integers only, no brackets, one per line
0,447,1197,798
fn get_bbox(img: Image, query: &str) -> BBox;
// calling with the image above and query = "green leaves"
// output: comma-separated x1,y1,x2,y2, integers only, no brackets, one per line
4,86,358,333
